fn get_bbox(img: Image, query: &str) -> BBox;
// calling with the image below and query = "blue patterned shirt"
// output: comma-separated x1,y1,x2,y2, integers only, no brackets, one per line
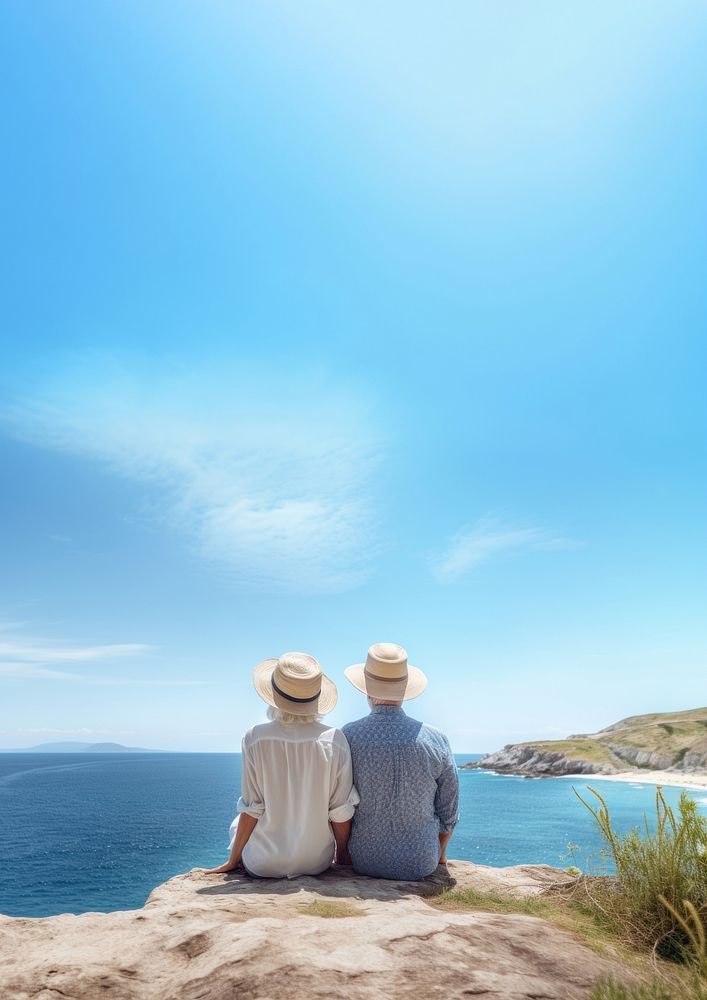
342,706,459,880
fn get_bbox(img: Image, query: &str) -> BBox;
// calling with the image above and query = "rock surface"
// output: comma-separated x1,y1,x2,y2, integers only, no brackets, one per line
0,861,638,1000
465,744,617,776
467,706,707,777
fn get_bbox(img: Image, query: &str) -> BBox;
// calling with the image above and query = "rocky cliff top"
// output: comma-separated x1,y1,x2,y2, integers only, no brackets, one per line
0,861,642,1000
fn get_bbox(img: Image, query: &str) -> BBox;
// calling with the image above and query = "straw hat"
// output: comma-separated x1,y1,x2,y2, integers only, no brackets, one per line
344,642,427,701
253,651,338,716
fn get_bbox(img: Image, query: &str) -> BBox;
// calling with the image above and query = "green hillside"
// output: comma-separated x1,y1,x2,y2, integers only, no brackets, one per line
522,706,707,771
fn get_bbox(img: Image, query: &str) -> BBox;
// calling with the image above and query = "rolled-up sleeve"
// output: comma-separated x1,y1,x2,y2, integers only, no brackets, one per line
328,737,360,822
236,735,265,819
434,738,459,833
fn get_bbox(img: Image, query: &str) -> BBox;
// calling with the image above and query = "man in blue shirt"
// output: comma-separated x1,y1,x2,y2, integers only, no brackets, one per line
342,642,459,881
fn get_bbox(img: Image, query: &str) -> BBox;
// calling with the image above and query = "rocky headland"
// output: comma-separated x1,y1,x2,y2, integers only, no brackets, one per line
0,861,646,1000
466,706,707,779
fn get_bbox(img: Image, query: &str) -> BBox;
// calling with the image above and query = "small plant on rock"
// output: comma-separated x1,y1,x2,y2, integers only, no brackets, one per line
574,785,707,969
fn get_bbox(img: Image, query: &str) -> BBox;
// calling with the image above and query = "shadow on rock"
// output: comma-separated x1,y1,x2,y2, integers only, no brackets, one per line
192,863,456,902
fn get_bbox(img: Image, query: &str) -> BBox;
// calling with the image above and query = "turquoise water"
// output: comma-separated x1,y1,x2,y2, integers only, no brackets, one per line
1,752,704,917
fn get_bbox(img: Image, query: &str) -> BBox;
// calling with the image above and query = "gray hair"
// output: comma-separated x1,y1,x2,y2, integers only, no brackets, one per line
266,705,322,725
367,696,403,709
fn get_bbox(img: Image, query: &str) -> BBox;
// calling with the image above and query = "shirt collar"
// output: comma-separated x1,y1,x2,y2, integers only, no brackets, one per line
370,705,405,716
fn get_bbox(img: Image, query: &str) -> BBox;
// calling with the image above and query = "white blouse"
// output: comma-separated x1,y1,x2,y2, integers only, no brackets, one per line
230,719,360,879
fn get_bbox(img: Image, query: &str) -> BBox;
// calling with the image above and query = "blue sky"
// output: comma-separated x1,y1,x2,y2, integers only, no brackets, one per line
1,2,705,751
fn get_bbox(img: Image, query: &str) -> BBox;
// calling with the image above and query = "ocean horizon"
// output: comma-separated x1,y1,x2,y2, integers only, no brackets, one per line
2,752,705,919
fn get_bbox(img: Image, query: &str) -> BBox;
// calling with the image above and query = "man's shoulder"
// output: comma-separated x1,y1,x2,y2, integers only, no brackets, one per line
341,716,365,734
417,722,452,751
419,721,446,738
342,715,370,738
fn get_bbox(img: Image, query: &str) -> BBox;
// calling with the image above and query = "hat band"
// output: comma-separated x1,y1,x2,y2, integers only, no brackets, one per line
272,676,321,704
364,668,407,684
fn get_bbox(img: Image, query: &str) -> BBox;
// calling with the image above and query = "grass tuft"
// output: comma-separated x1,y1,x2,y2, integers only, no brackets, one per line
297,899,365,918
431,886,547,917
591,976,707,1000
432,885,707,1000
574,786,707,969
592,980,680,1000
430,885,641,963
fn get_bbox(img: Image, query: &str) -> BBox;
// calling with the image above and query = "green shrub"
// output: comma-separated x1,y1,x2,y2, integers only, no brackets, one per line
575,786,707,968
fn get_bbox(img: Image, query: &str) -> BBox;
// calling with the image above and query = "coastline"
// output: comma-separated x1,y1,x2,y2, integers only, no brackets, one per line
564,769,707,792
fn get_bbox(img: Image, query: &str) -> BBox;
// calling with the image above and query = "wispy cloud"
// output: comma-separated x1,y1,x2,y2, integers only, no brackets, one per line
0,627,156,683
0,640,151,663
0,623,206,685
0,662,89,681
3,356,380,592
431,516,577,582
0,663,205,686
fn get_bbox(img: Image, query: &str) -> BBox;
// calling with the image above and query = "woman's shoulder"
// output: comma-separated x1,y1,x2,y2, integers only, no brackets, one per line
315,723,351,749
242,720,282,744
243,720,349,747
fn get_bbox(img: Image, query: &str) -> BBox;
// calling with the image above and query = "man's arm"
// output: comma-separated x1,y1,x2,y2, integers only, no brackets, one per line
331,819,352,866
434,736,460,865
438,829,453,865
207,813,258,874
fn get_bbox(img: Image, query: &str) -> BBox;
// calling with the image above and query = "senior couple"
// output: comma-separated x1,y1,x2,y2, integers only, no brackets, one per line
207,643,459,882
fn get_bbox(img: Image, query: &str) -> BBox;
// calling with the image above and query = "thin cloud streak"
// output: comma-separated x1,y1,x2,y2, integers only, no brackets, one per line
3,357,380,593
0,662,86,681
0,641,152,662
0,625,205,686
0,664,208,685
431,517,578,582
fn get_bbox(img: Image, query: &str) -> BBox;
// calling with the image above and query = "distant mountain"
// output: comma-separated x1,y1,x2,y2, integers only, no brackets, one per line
0,741,163,753
466,706,707,776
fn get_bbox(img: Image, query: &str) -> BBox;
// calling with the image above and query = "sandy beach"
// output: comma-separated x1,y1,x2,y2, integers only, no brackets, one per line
567,770,707,793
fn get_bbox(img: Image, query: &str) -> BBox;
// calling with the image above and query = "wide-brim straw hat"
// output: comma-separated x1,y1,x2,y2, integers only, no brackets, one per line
344,642,427,701
253,651,338,716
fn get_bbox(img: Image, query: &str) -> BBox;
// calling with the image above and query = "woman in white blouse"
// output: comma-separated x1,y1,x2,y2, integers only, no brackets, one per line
207,652,359,879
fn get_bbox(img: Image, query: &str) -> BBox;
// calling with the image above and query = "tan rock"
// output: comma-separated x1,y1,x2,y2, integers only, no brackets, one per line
0,862,634,1000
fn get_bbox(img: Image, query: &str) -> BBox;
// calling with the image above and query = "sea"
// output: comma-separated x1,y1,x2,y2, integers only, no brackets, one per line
1,752,705,918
